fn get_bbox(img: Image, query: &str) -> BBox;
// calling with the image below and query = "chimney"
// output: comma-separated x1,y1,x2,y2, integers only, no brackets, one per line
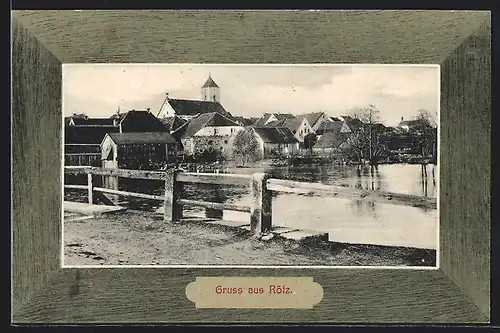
166,92,170,100
401,116,403,121
116,106,120,115
147,108,151,113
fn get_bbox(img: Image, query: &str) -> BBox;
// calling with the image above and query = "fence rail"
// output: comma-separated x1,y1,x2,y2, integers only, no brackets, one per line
64,166,437,234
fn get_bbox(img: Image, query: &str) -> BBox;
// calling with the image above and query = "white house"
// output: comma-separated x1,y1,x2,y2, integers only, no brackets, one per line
251,127,299,160
172,112,244,156
297,112,332,133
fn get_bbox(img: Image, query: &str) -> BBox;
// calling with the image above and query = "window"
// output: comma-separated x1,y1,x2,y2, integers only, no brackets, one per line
224,140,228,144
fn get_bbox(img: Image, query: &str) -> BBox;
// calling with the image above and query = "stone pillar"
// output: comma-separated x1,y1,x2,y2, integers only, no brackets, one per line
249,173,272,235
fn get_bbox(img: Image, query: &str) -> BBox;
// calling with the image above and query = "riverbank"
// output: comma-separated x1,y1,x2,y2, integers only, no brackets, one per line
64,210,436,267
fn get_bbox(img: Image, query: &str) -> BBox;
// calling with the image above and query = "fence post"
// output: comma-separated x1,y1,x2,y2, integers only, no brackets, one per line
250,173,272,235
87,171,93,204
164,168,184,221
205,184,224,219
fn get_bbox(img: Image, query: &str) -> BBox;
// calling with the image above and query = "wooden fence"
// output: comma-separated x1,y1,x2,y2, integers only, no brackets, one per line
64,166,437,235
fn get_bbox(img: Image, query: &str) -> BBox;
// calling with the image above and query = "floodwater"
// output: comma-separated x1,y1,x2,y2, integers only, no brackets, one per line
184,163,438,250
66,163,439,250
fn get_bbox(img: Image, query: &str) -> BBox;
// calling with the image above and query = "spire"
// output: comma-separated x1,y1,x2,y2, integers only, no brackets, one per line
201,74,219,88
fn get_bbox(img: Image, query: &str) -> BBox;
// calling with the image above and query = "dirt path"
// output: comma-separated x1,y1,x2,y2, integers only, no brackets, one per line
63,210,435,267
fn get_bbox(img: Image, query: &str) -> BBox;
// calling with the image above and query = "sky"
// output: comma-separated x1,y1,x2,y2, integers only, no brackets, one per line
63,64,439,127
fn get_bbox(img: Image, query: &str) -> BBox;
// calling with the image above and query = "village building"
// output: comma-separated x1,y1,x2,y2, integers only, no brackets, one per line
396,117,431,133
312,127,351,155
157,75,236,122
340,115,365,133
100,132,178,171
297,112,332,133
260,117,313,143
171,112,244,157
315,119,352,137
64,109,169,166
251,113,296,127
251,127,299,159
64,118,120,166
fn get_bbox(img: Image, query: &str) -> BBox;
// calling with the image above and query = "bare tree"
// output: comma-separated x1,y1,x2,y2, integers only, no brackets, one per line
414,109,437,160
232,129,260,166
344,105,383,164
415,109,436,128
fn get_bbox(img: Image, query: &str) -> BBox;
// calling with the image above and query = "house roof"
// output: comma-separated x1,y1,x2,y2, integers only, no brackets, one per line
316,120,344,134
172,112,241,139
161,116,187,132
110,110,169,132
201,75,219,88
105,132,178,145
314,131,349,149
234,116,259,127
166,99,234,119
398,120,422,127
298,112,325,127
263,117,305,132
65,125,120,144
341,116,365,131
70,117,116,126
253,127,298,144
252,113,297,127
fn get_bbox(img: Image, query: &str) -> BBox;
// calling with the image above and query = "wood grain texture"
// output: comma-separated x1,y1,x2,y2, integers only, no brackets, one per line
13,269,487,323
11,18,62,314
439,19,491,317
10,10,491,324
12,10,488,64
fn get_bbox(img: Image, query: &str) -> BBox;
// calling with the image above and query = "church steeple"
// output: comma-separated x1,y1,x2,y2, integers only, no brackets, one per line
201,73,220,102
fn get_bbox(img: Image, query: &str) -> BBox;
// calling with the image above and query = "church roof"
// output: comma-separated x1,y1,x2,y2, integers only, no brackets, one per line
166,99,234,119
201,75,219,88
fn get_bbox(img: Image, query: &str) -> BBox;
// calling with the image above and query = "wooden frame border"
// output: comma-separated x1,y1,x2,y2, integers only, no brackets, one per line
11,10,491,323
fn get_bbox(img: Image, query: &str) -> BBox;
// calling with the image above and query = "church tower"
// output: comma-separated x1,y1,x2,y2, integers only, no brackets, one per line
201,73,220,103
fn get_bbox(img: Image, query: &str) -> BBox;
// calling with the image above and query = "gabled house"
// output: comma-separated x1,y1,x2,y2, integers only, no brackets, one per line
312,128,351,155
340,115,365,133
297,112,331,133
100,132,178,170
109,109,169,133
252,113,296,127
172,112,244,156
251,127,299,159
261,117,312,143
315,120,352,136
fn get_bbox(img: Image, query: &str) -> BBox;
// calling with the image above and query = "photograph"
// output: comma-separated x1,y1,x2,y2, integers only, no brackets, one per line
62,64,439,268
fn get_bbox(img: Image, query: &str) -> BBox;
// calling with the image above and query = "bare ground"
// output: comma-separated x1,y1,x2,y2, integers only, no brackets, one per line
63,210,436,267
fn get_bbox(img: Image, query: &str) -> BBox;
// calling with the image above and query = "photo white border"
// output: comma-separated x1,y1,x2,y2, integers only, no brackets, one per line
60,63,441,270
